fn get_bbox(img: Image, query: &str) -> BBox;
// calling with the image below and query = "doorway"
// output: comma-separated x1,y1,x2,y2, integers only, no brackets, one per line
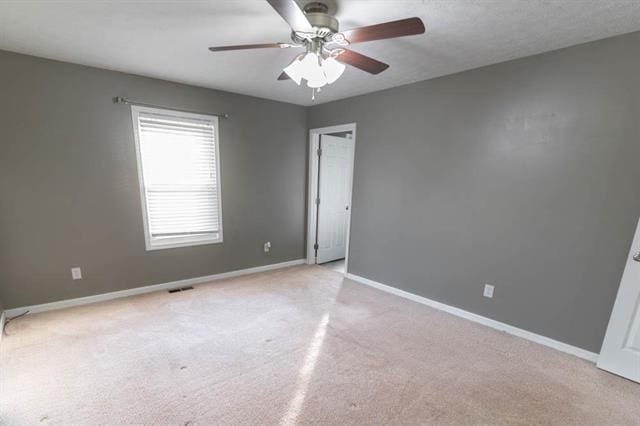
307,124,356,275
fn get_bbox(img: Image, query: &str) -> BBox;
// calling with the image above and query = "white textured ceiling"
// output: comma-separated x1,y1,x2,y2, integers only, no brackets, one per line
1,0,640,106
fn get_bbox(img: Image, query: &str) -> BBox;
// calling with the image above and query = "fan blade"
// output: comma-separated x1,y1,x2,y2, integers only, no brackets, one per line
265,0,313,31
341,17,425,44
209,43,293,52
335,49,389,75
278,71,291,80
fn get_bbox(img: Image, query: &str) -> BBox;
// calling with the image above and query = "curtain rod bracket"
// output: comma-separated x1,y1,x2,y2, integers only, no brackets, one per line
113,96,229,119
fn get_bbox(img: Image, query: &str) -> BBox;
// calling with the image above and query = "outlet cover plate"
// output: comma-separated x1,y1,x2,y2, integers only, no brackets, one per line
483,284,495,298
71,267,82,280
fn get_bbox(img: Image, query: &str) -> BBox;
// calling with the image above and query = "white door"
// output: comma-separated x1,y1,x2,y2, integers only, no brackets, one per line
597,218,640,382
316,135,354,264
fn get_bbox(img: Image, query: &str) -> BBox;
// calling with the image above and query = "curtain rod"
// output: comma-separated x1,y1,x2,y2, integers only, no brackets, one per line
113,96,229,119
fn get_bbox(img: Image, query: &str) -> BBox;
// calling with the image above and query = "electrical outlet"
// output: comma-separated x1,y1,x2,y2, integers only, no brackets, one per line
71,267,82,280
263,241,271,253
483,284,495,298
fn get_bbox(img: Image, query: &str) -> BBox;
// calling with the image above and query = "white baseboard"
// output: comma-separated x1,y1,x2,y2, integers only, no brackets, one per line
346,273,599,363
4,259,305,318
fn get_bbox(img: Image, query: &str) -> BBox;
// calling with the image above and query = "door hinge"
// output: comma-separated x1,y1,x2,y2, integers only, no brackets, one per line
313,243,319,250
315,198,320,205
317,148,322,156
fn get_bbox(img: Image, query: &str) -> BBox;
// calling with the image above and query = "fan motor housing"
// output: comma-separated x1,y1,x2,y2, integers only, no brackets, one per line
305,12,338,33
303,2,338,33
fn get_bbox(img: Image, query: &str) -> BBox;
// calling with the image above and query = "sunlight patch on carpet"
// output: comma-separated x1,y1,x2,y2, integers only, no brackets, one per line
280,312,331,425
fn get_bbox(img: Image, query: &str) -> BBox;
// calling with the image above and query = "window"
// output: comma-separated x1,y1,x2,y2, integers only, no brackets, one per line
131,106,223,250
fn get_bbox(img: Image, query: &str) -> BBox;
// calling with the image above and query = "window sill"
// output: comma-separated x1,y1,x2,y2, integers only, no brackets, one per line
145,237,223,251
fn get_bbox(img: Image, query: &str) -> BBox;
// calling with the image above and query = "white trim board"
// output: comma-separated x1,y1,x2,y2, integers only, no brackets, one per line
0,311,6,344
346,272,599,362
4,259,305,317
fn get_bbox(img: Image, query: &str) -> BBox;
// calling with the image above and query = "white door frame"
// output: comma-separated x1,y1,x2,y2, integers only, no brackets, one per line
307,123,356,274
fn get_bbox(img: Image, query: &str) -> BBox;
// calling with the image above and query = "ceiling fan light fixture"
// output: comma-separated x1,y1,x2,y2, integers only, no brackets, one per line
283,51,342,88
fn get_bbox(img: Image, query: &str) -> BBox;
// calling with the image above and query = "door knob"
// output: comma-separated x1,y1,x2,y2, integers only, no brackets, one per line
634,251,640,263
345,206,349,210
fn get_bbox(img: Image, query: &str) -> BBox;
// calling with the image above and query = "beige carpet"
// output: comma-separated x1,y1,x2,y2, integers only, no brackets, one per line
1,265,639,425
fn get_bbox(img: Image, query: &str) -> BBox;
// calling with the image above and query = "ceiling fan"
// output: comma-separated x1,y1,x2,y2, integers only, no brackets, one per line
208,0,425,97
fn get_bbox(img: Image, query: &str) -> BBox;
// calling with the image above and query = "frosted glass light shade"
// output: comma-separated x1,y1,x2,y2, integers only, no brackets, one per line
306,74,328,88
283,55,304,85
321,57,345,84
298,53,326,87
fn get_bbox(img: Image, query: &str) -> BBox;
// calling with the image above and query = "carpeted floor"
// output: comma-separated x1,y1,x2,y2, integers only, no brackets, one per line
1,265,639,425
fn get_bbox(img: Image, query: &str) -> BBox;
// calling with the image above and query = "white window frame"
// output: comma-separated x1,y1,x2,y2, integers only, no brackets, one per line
130,105,223,251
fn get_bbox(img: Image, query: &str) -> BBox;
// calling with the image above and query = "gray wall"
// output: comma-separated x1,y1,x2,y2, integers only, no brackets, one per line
2,31,639,353
0,50,307,309
309,32,640,353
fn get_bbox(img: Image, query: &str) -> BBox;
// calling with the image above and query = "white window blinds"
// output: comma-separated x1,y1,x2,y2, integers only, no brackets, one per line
132,106,222,250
